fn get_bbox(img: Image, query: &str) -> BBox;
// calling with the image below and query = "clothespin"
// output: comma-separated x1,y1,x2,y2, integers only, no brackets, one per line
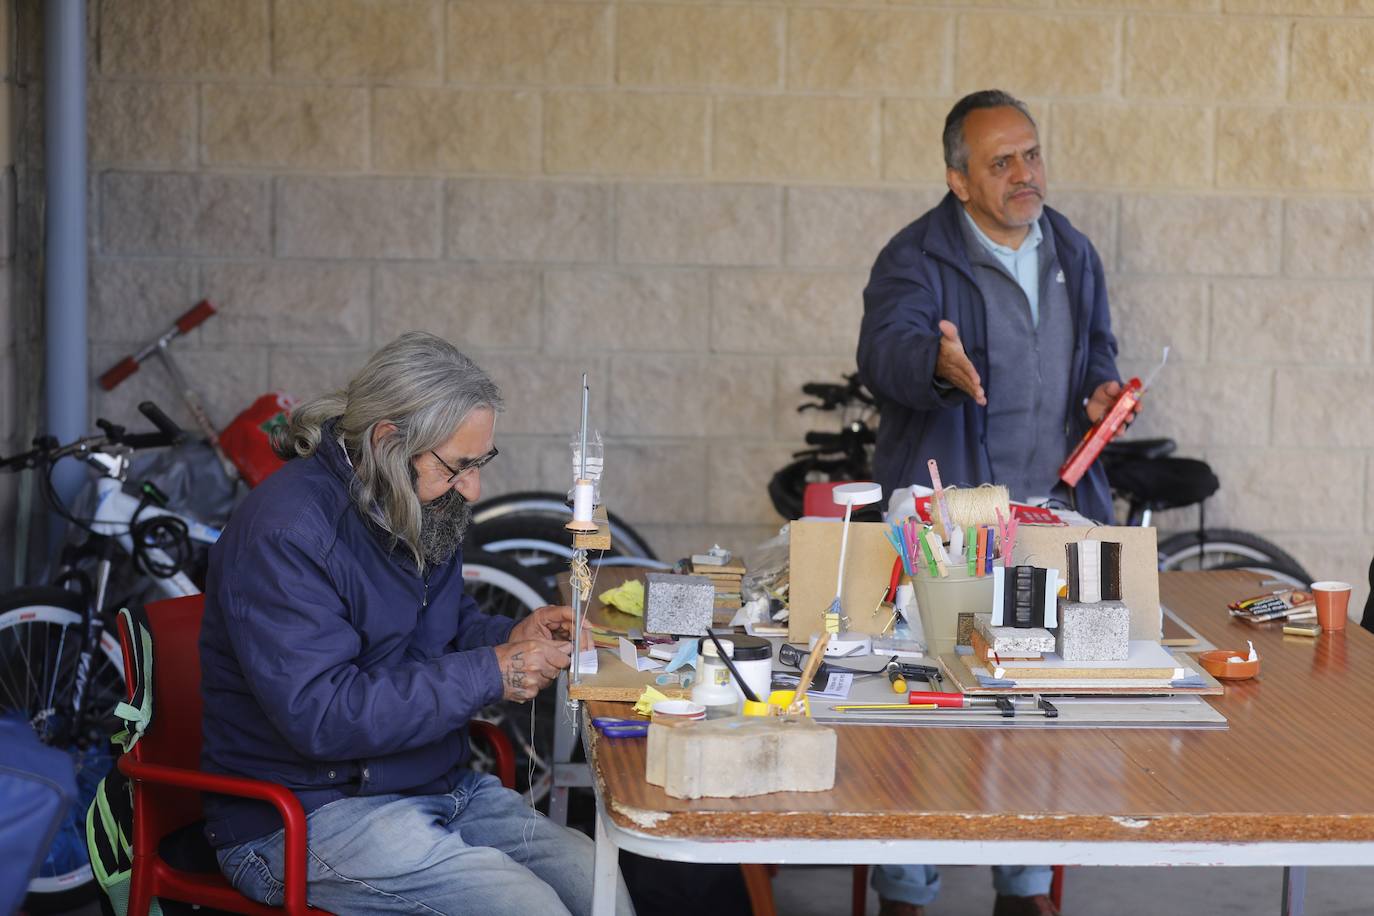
918,527,941,577
995,507,1019,569
966,526,977,577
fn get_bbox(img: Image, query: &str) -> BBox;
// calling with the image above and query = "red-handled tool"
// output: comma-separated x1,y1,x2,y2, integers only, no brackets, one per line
906,691,1001,708
1059,346,1169,488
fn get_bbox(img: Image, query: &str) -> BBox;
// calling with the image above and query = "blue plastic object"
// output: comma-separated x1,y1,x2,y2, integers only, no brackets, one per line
0,713,78,913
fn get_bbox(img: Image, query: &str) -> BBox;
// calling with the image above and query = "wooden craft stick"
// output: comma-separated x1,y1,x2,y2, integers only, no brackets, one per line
791,631,830,713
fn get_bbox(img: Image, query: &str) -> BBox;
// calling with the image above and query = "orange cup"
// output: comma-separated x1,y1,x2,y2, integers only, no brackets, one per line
1311,581,1352,631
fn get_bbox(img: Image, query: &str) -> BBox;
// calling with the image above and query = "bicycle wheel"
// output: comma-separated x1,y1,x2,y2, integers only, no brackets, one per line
0,587,125,912
472,491,658,560
462,550,560,807
1157,529,1312,584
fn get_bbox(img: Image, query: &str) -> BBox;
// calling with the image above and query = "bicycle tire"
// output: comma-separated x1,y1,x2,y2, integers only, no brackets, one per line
471,491,658,560
462,550,559,807
1157,529,1312,584
0,587,125,912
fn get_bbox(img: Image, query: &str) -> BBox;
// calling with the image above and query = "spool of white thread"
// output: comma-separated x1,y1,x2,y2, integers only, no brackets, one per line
566,479,598,531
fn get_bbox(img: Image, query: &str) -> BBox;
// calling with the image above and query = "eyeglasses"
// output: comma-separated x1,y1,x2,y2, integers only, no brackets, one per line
429,446,499,483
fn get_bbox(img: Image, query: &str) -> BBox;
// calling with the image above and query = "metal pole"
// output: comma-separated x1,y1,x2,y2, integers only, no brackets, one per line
43,0,90,552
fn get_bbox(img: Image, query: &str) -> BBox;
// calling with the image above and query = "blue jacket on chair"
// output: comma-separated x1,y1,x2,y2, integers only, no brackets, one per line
199,431,515,848
857,192,1121,524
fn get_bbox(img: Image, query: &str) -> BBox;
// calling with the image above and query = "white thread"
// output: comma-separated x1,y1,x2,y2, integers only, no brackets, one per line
571,479,595,523
943,484,1011,529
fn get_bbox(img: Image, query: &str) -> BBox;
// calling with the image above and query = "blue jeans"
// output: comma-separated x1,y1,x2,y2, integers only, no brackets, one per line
217,770,634,915
873,864,1052,906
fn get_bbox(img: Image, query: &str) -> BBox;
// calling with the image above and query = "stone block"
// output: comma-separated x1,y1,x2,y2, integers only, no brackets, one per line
447,0,610,85
374,88,540,174
200,262,370,346
1217,108,1374,192
881,99,957,184
1106,275,1206,363
714,96,879,181
644,572,716,636
1212,280,1369,365
100,0,268,77
1121,365,1268,448
202,85,367,170
1050,192,1118,271
89,82,195,167
542,269,708,353
1284,199,1374,278
711,269,865,355
101,172,269,257
476,355,608,437
275,176,441,260
707,443,795,526
605,355,772,438
616,183,780,267
1292,21,1374,104
1124,15,1283,101
273,0,439,80
1055,600,1130,662
89,259,197,346
447,180,610,263
785,186,937,270
651,716,836,799
545,91,707,177
1274,368,1374,450
1062,0,1219,8
974,615,1056,656
956,14,1115,96
1049,103,1212,188
617,4,779,90
267,348,373,403
787,8,947,92
1120,195,1279,276
1203,448,1364,534
374,264,540,350
536,439,708,525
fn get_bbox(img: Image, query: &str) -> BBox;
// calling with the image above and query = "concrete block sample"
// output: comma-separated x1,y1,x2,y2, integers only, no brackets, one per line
645,716,837,800
973,614,1055,656
645,572,715,636
1056,600,1131,661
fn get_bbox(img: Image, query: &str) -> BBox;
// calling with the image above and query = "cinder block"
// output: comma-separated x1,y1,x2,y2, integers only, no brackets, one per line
1217,108,1374,192
1120,195,1279,276
448,1,610,85
647,716,836,799
1292,21,1374,104
274,176,440,260
446,179,611,264
101,172,270,257
1049,103,1211,189
373,88,539,174
1056,601,1130,662
543,269,708,354
788,8,946,93
974,615,1055,656
713,96,879,182
645,573,715,636
710,269,865,356
1124,16,1284,102
1283,199,1374,279
202,84,367,170
605,355,769,439
100,0,269,78
957,13,1113,96
90,82,195,167
273,0,438,81
616,183,781,267
617,4,779,90
545,91,707,177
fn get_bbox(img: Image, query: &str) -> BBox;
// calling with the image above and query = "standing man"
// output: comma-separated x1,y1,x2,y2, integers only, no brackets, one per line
200,332,633,915
856,90,1127,915
858,88,1125,529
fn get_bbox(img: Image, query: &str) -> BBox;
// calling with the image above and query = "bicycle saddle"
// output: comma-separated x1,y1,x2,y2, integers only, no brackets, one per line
1101,437,1176,462
1106,456,1219,511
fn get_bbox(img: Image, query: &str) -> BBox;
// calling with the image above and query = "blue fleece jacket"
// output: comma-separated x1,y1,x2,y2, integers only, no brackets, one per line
857,192,1120,524
199,431,515,847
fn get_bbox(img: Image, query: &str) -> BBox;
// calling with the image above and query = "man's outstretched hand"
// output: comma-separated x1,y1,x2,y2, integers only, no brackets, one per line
509,605,593,651
934,320,986,406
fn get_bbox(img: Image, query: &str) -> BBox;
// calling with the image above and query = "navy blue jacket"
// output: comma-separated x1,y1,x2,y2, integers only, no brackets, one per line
199,432,515,847
857,192,1120,524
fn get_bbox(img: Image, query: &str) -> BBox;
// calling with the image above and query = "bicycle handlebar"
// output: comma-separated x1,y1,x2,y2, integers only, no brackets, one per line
0,402,185,471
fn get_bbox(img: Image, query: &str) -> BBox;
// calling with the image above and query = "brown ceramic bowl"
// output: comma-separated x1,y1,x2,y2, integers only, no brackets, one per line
1198,649,1259,681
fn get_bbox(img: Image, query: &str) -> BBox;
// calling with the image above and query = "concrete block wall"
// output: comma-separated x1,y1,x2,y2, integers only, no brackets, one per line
9,1,1374,611
1,0,16,586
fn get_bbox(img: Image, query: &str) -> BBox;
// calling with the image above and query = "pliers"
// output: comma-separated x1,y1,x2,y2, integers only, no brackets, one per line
591,716,649,738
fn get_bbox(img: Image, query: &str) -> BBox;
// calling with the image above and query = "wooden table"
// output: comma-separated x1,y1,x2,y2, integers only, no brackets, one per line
581,570,1374,915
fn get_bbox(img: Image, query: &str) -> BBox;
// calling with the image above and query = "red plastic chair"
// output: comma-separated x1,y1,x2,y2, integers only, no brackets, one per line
803,481,860,518
116,594,516,915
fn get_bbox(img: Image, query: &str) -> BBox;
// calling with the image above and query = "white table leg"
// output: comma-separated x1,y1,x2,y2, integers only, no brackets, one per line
549,672,574,825
592,809,620,916
1281,866,1307,916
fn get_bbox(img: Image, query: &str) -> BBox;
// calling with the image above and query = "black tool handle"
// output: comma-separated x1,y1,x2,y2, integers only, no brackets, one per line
137,401,186,445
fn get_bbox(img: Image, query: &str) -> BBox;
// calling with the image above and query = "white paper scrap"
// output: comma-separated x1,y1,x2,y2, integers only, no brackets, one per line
618,636,663,672
809,672,854,700
577,649,599,675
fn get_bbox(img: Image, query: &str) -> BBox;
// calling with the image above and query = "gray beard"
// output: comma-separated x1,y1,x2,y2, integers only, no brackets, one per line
418,488,471,566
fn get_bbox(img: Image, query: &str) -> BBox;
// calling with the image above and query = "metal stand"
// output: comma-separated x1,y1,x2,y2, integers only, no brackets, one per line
1281,865,1307,916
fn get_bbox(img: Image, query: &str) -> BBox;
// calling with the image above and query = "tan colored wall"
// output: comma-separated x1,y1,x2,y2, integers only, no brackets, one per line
1,0,16,585
13,0,1374,608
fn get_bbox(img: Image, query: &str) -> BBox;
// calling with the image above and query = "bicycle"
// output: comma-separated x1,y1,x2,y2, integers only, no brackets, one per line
0,402,208,912
768,376,1312,585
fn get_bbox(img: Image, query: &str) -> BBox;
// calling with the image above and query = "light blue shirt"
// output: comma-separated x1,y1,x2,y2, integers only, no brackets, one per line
961,208,1043,326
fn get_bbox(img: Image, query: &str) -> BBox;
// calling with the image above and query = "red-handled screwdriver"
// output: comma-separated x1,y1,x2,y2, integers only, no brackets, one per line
906,691,1004,708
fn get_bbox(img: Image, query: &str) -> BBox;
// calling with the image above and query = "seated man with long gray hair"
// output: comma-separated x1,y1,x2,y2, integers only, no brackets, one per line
199,332,633,915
